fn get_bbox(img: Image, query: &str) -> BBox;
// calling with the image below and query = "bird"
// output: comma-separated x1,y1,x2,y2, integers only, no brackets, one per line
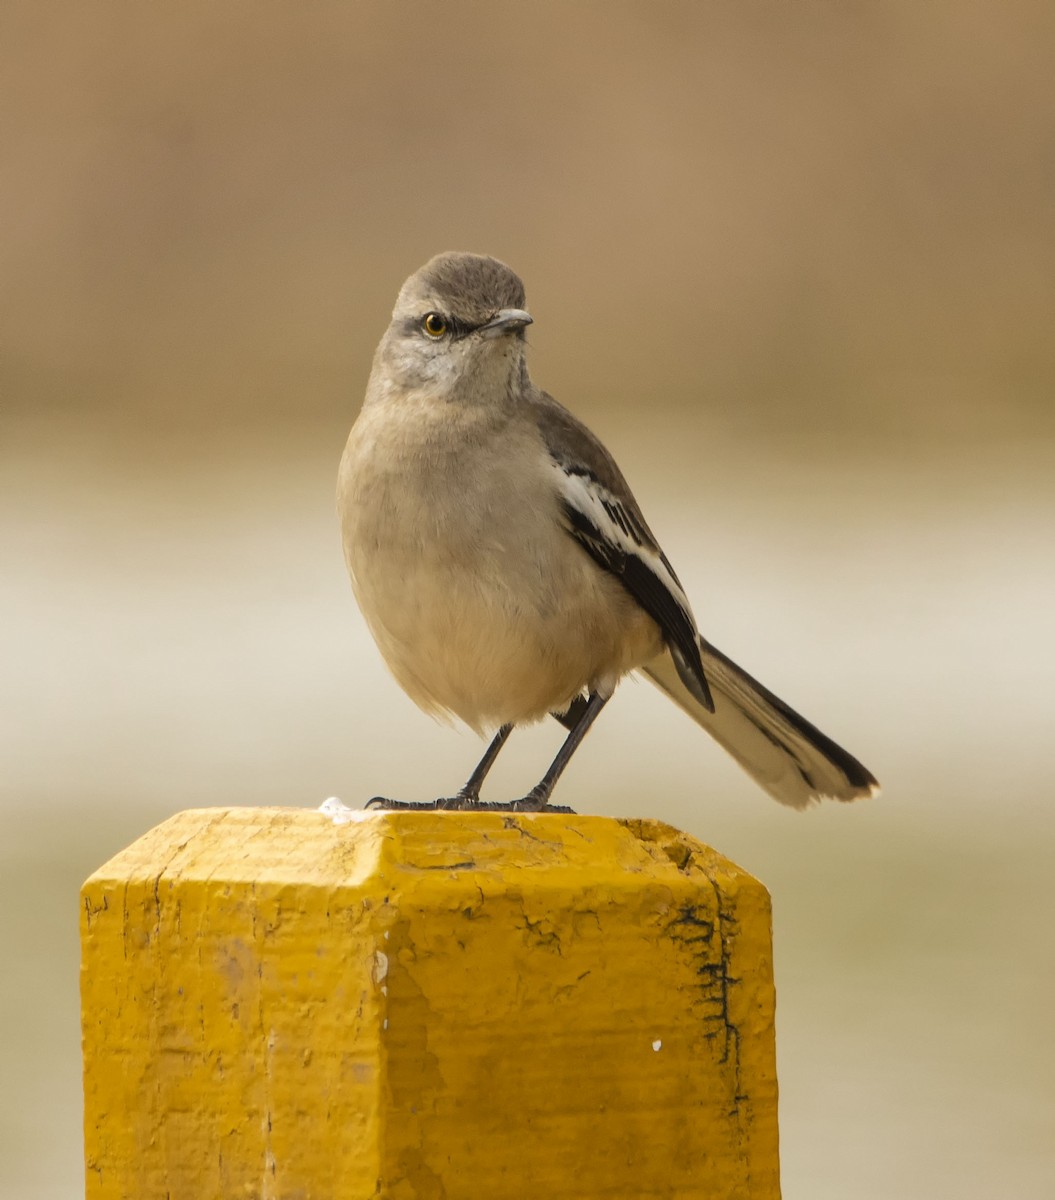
337,252,878,813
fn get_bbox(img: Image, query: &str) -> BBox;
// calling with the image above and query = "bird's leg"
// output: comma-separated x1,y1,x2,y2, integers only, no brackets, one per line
453,723,515,802
366,694,607,814
478,691,609,813
365,724,514,811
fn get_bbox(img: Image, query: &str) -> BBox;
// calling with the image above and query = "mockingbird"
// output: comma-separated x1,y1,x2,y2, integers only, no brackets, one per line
338,252,878,812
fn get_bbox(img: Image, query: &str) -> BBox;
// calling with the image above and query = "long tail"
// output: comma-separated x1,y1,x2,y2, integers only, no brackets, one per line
641,638,879,809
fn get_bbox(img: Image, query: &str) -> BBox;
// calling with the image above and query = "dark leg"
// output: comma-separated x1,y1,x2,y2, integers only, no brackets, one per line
457,723,514,800
366,724,514,811
366,693,609,814
477,691,609,813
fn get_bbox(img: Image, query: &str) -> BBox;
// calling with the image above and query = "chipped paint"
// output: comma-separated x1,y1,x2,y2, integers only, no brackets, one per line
372,949,389,984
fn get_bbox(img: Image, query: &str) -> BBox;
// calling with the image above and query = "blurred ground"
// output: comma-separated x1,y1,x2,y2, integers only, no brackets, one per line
2,4,1054,1198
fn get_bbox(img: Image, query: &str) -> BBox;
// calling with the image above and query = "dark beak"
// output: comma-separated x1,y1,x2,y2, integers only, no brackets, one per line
480,308,533,338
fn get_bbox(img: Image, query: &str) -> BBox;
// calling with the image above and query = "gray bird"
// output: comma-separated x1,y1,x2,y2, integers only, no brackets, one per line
337,252,878,812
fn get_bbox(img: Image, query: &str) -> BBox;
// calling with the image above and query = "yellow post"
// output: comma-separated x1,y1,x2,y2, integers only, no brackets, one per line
81,808,780,1199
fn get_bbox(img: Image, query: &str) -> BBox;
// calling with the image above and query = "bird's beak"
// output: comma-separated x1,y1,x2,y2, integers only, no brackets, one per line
480,308,533,338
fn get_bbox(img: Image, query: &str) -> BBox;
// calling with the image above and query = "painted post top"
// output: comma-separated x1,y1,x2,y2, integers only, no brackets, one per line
82,806,780,1199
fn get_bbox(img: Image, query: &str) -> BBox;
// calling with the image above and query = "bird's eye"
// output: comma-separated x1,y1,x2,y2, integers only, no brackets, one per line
422,312,447,338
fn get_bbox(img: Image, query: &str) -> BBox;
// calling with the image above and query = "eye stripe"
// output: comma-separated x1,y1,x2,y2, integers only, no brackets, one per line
417,312,482,341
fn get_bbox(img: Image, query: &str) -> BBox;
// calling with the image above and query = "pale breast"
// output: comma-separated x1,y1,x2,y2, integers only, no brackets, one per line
337,399,664,731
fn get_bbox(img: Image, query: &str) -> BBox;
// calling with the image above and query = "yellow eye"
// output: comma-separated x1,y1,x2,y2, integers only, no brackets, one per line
423,312,447,338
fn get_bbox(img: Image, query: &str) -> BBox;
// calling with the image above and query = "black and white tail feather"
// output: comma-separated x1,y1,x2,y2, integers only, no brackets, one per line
548,438,878,810
641,641,878,808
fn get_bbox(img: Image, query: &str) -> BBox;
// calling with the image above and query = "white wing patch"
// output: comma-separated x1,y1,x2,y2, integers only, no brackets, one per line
551,462,697,627
546,460,716,717
549,458,696,624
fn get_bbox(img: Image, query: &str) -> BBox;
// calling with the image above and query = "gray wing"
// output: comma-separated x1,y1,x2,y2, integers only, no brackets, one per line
529,389,714,711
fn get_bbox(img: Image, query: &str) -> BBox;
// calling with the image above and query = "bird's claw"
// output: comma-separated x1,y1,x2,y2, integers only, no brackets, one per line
365,793,484,811
364,794,574,814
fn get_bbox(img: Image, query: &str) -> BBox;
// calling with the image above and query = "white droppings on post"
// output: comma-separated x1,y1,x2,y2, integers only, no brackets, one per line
318,797,369,825
652,1039,662,1052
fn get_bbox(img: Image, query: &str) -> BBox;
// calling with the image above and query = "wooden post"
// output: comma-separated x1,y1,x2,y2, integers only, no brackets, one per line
81,808,780,1198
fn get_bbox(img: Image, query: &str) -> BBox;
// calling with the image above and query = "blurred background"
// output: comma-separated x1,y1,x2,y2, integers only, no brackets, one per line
2,3,1053,1196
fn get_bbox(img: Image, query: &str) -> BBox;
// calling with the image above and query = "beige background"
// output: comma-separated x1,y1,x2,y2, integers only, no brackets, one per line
3,3,1053,1197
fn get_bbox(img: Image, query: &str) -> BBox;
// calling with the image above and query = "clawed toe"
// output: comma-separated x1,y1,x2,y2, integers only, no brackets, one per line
364,796,437,811
364,794,574,814
364,794,480,812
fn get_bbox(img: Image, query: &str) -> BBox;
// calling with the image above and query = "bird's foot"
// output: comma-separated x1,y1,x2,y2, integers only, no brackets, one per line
477,799,575,814
365,792,479,811
467,785,574,814
364,788,574,814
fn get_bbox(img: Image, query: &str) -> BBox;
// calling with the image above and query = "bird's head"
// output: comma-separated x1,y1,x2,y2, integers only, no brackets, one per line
374,252,533,402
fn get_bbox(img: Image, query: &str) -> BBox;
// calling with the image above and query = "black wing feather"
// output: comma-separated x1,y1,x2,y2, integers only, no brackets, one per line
559,492,714,712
